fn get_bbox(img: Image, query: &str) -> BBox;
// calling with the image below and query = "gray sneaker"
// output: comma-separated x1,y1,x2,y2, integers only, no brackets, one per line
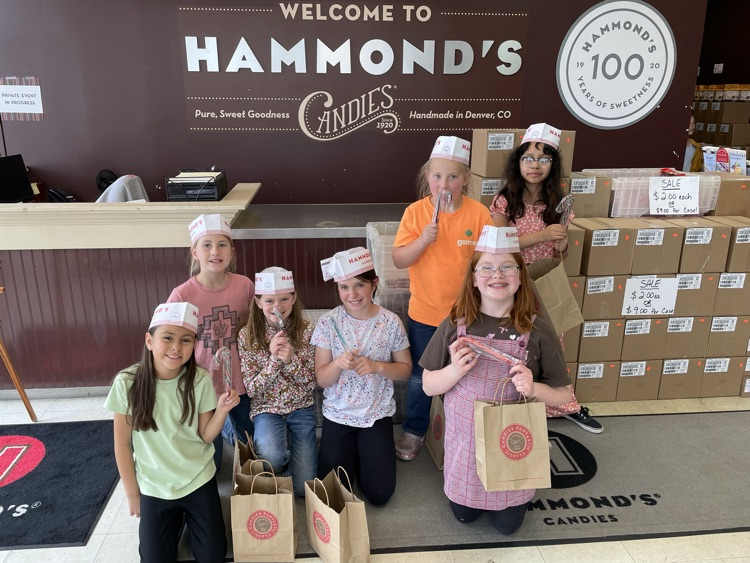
395,432,425,461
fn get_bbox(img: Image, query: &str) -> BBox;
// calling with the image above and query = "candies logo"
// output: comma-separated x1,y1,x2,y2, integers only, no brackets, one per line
247,510,279,540
312,511,331,543
432,414,443,440
499,424,533,460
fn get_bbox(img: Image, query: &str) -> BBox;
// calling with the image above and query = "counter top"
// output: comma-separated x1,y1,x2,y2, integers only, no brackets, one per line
232,203,409,239
0,183,259,250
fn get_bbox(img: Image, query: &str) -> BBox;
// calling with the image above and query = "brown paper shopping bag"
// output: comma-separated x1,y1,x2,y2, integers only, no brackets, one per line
425,394,445,470
304,467,370,563
474,381,551,491
231,472,297,563
532,258,583,336
232,431,257,488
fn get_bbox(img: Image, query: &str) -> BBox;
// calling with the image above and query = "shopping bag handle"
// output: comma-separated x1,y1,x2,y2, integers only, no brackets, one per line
243,431,258,458
491,376,529,406
250,471,278,494
335,466,353,492
246,458,274,475
312,477,330,506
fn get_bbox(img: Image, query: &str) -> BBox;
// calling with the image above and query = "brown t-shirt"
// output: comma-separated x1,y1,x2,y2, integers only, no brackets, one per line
419,313,571,388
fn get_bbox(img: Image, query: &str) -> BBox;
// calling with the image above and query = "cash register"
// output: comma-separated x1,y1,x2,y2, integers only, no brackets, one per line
166,168,228,202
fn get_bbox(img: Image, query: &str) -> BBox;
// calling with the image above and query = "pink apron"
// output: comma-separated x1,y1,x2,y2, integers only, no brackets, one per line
443,319,536,510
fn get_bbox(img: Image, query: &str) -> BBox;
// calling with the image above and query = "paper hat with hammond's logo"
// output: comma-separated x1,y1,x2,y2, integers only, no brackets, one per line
475,225,521,254
188,214,233,244
321,247,374,282
430,136,471,165
521,123,562,150
255,267,295,295
149,302,200,333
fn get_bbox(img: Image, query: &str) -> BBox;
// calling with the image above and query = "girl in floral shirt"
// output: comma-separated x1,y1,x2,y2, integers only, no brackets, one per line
238,267,317,497
312,247,411,505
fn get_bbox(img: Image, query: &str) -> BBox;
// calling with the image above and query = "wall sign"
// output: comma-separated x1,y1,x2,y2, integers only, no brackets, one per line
179,3,529,140
556,0,676,129
0,77,44,121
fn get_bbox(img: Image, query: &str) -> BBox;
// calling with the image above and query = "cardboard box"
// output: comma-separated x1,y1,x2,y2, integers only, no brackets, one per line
564,225,584,276
562,324,581,363
673,273,719,316
713,273,750,316
573,218,637,276
566,362,577,389
713,101,750,124
704,216,750,272
617,360,662,401
724,123,750,146
698,172,750,217
630,219,684,275
621,318,668,361
700,357,745,397
565,173,612,218
577,319,624,362
658,358,704,399
467,174,501,208
706,316,750,357
575,362,619,402
663,316,710,358
568,275,585,309
471,129,576,179
666,217,732,273
581,275,627,320
741,374,750,398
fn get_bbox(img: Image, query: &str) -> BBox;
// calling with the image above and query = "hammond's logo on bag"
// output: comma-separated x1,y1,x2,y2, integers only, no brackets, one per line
299,85,398,140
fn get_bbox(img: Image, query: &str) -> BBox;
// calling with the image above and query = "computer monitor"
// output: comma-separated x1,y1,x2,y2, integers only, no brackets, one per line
0,154,34,203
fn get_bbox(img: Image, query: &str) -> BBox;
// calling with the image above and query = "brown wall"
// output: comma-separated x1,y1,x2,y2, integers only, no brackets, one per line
698,0,748,85
1,0,706,204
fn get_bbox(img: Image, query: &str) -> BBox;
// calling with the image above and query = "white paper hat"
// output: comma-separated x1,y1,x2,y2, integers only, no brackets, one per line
475,225,521,254
149,302,200,333
521,123,561,150
321,247,374,282
188,214,233,244
255,267,295,295
430,136,471,165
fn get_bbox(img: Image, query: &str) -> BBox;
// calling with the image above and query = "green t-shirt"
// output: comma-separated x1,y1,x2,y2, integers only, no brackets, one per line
104,365,218,500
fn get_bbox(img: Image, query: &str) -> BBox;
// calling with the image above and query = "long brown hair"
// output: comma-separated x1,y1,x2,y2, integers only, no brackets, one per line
449,252,538,333
124,327,199,432
243,293,309,352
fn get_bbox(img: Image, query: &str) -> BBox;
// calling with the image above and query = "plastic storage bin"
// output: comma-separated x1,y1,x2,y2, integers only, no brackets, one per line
366,222,410,288
374,287,411,327
582,167,665,178
609,174,720,217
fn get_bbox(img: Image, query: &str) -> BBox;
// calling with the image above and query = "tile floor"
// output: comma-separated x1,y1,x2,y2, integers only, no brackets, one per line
1,391,748,563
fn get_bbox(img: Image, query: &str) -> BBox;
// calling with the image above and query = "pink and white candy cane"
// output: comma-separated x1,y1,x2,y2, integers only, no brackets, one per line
457,336,527,366
555,195,575,227
213,346,232,392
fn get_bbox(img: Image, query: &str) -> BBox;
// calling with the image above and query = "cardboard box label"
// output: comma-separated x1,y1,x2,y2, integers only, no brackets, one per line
746,359,750,373
592,230,620,246
636,229,664,246
625,319,651,335
718,273,746,289
707,123,717,133
571,177,596,194
720,124,730,133
668,317,694,332
711,102,721,111
621,361,646,377
663,359,689,374
699,101,709,110
737,228,750,244
481,179,501,196
711,316,737,332
677,273,702,290
704,358,730,373
487,133,515,150
685,228,713,244
583,321,609,337
578,364,604,378
587,276,614,294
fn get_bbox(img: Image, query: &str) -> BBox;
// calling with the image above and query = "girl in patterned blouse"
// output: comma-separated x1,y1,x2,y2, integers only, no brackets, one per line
238,267,317,497
312,247,412,505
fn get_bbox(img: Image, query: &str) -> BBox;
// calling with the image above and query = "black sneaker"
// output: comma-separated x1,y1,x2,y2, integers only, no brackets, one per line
563,406,603,434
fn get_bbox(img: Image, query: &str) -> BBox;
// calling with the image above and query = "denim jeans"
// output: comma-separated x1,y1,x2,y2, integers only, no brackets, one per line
401,317,438,437
253,406,318,497
212,393,253,471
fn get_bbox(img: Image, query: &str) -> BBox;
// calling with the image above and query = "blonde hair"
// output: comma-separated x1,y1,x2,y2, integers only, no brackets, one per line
188,234,237,277
449,252,537,333
416,158,471,199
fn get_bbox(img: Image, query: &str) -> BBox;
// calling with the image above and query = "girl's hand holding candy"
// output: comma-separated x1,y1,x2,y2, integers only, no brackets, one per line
448,340,477,378
510,364,535,399
420,222,438,246
335,350,357,371
218,389,240,412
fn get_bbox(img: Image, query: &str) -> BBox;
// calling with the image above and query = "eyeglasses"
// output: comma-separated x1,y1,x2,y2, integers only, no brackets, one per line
474,265,520,278
520,156,553,167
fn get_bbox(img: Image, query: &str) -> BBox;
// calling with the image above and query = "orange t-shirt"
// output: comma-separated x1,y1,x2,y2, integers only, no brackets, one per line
394,196,492,326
